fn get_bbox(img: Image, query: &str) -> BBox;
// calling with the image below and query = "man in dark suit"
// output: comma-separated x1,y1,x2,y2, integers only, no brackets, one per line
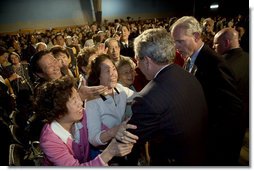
213,27,249,163
125,28,208,165
171,16,243,165
116,24,135,58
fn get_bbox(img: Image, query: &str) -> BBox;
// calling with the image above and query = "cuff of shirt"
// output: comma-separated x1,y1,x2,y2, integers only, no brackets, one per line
95,130,108,146
97,154,109,166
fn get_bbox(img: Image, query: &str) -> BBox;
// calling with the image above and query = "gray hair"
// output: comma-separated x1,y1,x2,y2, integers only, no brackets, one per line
104,37,119,48
171,16,202,36
134,28,176,64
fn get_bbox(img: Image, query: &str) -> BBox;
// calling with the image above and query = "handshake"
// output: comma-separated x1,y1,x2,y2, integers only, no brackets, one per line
100,120,139,163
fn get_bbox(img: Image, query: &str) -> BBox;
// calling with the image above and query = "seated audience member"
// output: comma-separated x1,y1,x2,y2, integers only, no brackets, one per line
85,54,138,162
55,33,77,75
50,46,78,78
104,37,148,92
116,57,136,91
201,18,215,48
0,47,19,97
29,50,107,141
9,52,34,123
30,50,107,99
104,38,134,66
116,24,135,58
116,57,137,118
0,75,16,124
77,47,98,79
34,76,138,166
35,42,47,52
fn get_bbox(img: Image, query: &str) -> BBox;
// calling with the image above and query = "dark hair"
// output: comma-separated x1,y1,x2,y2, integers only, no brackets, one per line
30,50,51,74
87,54,111,86
34,76,78,123
55,32,64,39
116,23,130,32
50,45,70,58
10,52,20,60
77,47,97,75
0,46,8,56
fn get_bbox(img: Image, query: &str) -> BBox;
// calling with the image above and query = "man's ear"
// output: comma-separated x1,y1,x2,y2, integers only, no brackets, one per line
146,56,154,64
145,56,154,69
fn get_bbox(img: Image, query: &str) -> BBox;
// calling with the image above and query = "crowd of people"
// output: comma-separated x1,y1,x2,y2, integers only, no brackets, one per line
0,14,249,166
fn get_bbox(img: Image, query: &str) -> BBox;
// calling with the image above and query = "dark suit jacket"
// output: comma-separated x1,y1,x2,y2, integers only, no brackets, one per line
224,48,249,123
128,64,208,165
194,44,243,165
119,40,135,58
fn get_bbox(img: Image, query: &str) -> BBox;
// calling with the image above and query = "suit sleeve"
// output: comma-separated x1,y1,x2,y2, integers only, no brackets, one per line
127,95,161,143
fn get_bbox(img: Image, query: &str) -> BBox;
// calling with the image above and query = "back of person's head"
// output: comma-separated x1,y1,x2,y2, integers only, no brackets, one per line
171,16,202,36
214,27,240,54
134,28,176,64
34,76,77,123
87,54,111,86
30,50,51,74
203,18,215,28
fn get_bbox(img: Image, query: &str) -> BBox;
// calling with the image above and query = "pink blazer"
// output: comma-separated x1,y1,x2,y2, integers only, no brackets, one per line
40,111,107,166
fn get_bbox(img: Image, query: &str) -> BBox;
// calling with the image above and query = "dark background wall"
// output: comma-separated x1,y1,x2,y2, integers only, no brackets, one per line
0,0,249,33
101,0,194,21
194,0,249,18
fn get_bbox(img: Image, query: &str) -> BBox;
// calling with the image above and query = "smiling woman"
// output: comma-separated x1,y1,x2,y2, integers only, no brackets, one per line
34,76,137,166
85,54,138,163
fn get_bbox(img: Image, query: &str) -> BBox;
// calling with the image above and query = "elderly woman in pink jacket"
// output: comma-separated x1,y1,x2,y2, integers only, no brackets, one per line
34,76,138,166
